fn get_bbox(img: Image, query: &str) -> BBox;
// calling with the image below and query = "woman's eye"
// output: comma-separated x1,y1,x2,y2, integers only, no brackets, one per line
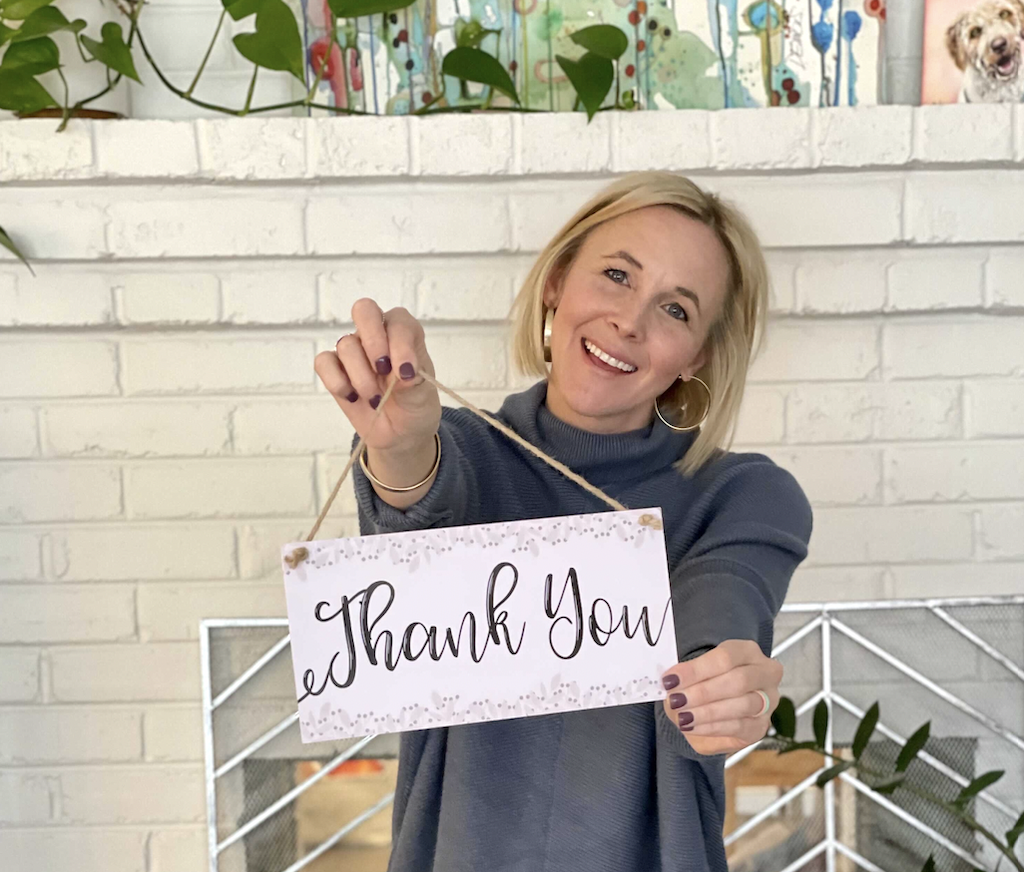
604,268,628,284
665,302,689,322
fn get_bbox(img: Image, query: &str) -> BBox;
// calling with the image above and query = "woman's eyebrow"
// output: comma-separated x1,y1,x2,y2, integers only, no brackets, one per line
605,250,701,312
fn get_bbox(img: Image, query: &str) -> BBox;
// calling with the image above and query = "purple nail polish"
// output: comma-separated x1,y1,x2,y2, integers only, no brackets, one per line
662,674,680,691
345,391,359,403
678,711,694,727
680,725,694,733
369,395,381,410
399,362,415,380
376,356,392,375
669,693,687,710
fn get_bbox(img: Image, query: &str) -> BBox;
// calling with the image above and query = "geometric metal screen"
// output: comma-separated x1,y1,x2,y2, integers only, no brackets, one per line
202,596,1024,872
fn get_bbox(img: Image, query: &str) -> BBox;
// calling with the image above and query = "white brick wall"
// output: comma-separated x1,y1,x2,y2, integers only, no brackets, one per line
1,108,1022,870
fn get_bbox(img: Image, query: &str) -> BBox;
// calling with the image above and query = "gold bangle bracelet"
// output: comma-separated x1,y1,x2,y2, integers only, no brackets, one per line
358,433,441,493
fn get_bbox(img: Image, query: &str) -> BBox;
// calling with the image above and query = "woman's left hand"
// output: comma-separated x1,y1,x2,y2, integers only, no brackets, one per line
661,639,783,756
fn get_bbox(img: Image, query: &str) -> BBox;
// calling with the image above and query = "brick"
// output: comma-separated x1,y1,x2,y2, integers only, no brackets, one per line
51,643,200,701
0,648,40,702
125,458,315,519
0,830,146,872
795,255,887,313
612,111,711,172
416,114,513,176
0,530,41,580
887,253,985,310
197,118,306,179
107,196,304,258
508,180,623,252
118,272,220,324
238,521,317,579
318,263,417,323
0,463,122,523
813,106,912,167
0,405,38,458
310,115,410,177
139,581,286,640
764,252,797,313
978,504,1024,560
809,506,974,564
749,321,879,382
0,584,135,643
0,707,142,764
60,765,205,824
765,447,882,506
884,320,1024,378
415,261,516,321
143,706,204,762
889,562,1024,598
0,272,113,326
906,171,1024,243
221,269,318,324
0,198,107,260
48,525,236,582
307,189,511,255
787,382,962,443
0,119,93,181
967,381,1024,437
424,326,508,389
95,120,200,177
717,175,903,248
0,340,118,398
886,443,1024,502
149,828,207,872
711,108,812,169
1017,103,1024,160
320,454,365,518
520,113,611,174
233,399,354,454
786,565,890,603
121,338,314,394
0,772,53,823
43,401,231,458
732,387,786,445
913,104,1014,163
985,251,1024,308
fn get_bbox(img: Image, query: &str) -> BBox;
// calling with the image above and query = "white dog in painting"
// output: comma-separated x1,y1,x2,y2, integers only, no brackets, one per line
946,0,1024,101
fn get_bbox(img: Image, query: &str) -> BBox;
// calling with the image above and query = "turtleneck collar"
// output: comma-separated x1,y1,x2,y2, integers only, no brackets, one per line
496,381,695,487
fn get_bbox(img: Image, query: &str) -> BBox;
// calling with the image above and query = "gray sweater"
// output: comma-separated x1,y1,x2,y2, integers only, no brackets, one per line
354,381,813,872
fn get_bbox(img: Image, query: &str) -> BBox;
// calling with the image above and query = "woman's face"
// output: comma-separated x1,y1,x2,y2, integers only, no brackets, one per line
543,205,731,434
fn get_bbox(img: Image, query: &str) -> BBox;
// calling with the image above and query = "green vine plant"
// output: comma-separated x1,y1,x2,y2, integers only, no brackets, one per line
0,0,637,129
770,697,1024,872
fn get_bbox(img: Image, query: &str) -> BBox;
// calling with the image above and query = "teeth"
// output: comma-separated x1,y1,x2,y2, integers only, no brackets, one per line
584,339,637,373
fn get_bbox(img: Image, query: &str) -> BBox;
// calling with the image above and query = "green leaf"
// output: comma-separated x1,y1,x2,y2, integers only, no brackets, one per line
328,0,415,15
0,67,55,112
813,699,828,749
921,855,936,872
569,24,628,60
895,722,930,773
80,21,140,82
852,702,879,759
777,741,819,755
555,51,613,121
954,770,1004,809
0,0,53,20
1005,810,1024,849
771,697,796,739
232,0,304,82
0,23,18,46
816,760,853,788
454,17,499,49
442,46,518,103
0,35,59,75
0,224,35,275
871,773,906,796
10,6,85,42
222,0,261,22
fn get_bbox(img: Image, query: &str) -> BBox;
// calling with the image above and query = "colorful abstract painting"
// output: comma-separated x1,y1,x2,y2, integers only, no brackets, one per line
297,0,885,114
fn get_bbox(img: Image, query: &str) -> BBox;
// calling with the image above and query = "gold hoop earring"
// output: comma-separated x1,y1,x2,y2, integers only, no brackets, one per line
542,307,555,363
655,376,711,432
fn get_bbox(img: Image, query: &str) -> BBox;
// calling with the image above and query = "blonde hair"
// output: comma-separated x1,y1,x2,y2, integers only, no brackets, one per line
510,171,770,476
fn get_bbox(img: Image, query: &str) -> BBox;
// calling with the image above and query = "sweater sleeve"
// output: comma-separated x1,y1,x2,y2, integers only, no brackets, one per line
670,459,813,661
352,410,477,536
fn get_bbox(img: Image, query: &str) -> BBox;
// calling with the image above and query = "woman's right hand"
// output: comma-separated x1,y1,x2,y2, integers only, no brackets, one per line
314,298,442,459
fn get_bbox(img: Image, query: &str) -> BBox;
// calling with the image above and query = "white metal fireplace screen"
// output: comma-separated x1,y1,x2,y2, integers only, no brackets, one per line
201,596,1024,872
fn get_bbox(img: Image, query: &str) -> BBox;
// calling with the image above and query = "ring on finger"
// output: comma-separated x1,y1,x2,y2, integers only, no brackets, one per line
753,689,771,718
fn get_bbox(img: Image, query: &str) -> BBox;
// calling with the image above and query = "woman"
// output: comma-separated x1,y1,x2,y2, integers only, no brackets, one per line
314,171,813,872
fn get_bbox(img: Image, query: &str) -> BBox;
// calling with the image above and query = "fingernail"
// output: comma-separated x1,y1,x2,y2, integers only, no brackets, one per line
376,356,392,375
669,693,687,710
369,395,381,410
399,362,415,380
345,391,359,403
678,711,694,727
662,674,679,690
680,725,694,733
